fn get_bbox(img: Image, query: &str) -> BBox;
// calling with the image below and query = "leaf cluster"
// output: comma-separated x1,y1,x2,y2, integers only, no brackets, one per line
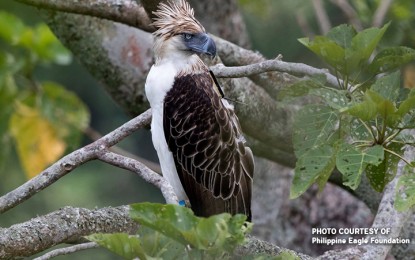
0,11,89,178
281,23,415,210
88,203,268,260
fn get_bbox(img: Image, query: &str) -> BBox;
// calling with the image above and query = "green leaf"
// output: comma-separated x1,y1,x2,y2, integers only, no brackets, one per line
369,46,415,74
397,90,415,128
326,24,356,49
290,145,336,199
137,226,187,259
278,80,323,101
349,118,372,142
130,203,196,246
344,90,399,126
298,36,345,70
0,11,25,44
395,165,415,212
129,203,251,257
366,143,403,192
87,233,147,260
279,80,349,109
371,71,401,102
293,105,339,157
345,22,390,74
336,144,384,190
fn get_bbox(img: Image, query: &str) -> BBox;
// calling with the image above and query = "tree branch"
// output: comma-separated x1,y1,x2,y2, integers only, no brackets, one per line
211,59,340,88
0,206,138,259
0,110,162,213
33,242,99,260
97,151,178,204
0,204,314,259
15,0,155,32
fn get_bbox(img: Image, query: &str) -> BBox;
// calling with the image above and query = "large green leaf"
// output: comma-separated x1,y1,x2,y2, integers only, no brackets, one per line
278,80,348,109
326,24,356,49
290,145,336,199
366,143,403,192
345,22,390,74
298,36,345,70
371,71,401,102
348,118,372,142
130,203,251,257
369,46,415,74
278,80,323,101
344,90,400,126
138,226,189,259
87,233,147,260
293,105,339,157
395,165,415,212
336,144,384,190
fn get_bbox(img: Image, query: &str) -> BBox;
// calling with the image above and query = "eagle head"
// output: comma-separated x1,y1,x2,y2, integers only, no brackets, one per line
152,0,216,61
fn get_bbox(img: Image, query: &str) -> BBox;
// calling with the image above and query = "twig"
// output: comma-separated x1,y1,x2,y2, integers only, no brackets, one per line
312,0,332,34
372,0,393,27
0,109,153,213
210,60,341,88
84,126,161,174
33,242,99,260
97,151,178,204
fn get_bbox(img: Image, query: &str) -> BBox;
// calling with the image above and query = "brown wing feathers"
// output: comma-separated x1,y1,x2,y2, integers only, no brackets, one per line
163,72,253,221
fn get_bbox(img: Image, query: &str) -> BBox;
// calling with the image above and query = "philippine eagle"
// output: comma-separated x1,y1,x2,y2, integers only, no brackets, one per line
145,0,254,221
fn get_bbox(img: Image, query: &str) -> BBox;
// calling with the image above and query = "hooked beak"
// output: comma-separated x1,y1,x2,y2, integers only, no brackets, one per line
185,33,216,57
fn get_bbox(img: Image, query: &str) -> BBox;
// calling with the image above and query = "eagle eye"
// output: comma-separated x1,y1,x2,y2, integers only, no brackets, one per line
183,33,194,40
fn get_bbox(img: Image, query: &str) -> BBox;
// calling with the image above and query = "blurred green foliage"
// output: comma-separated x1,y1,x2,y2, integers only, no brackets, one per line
0,10,89,179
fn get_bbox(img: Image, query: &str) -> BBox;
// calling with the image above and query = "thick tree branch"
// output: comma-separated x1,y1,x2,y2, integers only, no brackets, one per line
0,206,138,259
15,0,155,32
0,205,313,259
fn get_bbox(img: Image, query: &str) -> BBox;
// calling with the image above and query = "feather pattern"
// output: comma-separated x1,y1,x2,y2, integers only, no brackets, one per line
163,71,254,220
